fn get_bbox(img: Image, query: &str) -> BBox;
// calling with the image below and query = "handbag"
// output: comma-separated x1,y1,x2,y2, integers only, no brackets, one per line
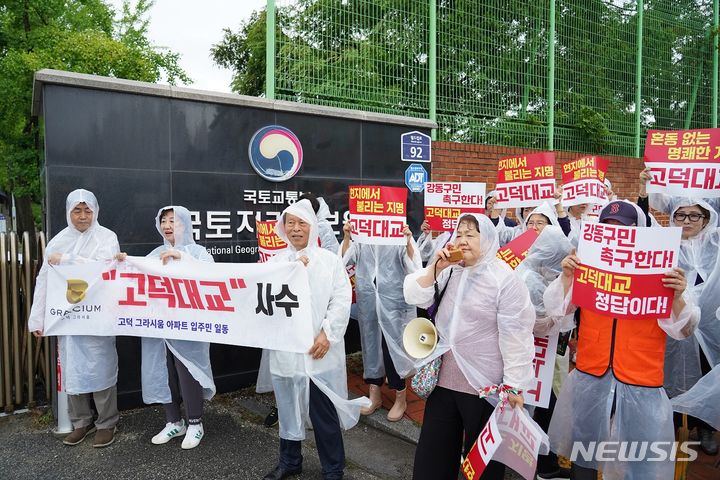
410,267,453,400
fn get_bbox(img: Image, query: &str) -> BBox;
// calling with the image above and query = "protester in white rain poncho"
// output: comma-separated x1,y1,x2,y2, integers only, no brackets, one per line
340,220,422,422
257,193,341,428
135,206,215,450
544,200,700,480
673,359,720,432
404,213,536,480
515,226,573,479
661,197,720,454
416,219,451,264
28,189,120,447
262,199,369,480
490,199,571,246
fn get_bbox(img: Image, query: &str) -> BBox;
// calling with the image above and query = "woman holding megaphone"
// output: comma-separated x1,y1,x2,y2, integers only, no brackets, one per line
403,214,536,480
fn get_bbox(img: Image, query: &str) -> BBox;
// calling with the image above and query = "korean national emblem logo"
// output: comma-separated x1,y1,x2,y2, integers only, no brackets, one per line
248,125,303,182
66,279,89,304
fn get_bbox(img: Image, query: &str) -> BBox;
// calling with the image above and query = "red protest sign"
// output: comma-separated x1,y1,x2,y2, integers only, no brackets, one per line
496,229,539,269
462,413,502,480
424,182,486,231
256,220,287,263
572,222,681,319
349,186,407,245
644,128,720,197
561,156,610,207
495,152,556,208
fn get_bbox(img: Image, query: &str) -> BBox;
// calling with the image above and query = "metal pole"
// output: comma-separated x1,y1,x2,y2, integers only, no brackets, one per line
635,0,644,157
1,234,12,411
10,233,21,406
24,233,33,407
266,0,276,100
713,0,718,127
547,0,556,151
429,0,437,140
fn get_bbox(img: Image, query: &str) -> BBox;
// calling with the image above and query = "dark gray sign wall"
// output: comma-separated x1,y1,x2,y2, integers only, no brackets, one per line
35,71,434,408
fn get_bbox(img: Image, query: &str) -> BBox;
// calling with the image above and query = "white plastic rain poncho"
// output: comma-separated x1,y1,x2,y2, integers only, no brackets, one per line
316,197,340,253
543,200,701,479
269,199,370,440
404,214,536,394
495,201,560,247
28,189,120,395
672,361,720,431
515,226,573,396
416,230,451,264
664,198,720,397
650,192,720,226
342,233,422,380
141,206,216,404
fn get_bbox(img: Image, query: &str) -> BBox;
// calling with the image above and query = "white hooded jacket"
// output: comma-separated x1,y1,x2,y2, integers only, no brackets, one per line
27,189,120,394
269,199,370,441
141,206,216,404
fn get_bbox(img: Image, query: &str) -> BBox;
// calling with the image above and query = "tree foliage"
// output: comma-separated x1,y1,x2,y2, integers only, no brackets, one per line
216,0,713,154
0,0,190,228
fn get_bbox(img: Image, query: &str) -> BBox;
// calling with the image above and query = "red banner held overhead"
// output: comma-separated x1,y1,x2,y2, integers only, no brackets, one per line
561,156,609,207
349,186,407,245
424,182,486,231
495,152,556,208
572,222,682,319
644,128,720,197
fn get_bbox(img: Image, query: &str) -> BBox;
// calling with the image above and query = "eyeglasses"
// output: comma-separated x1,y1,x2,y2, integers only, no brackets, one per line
526,221,548,227
673,212,706,223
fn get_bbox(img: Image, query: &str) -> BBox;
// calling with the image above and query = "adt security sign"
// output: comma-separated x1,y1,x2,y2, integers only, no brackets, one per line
405,163,428,193
401,131,431,163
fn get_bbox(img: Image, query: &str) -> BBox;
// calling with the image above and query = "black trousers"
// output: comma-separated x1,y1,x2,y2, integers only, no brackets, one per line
413,386,506,480
280,381,345,480
164,349,204,425
365,334,405,391
533,391,561,473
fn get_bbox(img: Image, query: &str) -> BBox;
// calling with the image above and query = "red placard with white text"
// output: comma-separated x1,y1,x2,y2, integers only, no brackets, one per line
561,156,610,207
495,152,556,208
496,229,539,269
572,222,681,319
644,128,720,197
424,182,486,231
349,186,407,245
256,220,287,262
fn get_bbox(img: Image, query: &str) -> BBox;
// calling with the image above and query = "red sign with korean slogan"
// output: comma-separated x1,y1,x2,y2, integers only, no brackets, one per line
572,221,682,319
523,334,558,409
496,229,539,269
494,152,556,208
644,128,720,197
349,185,407,245
424,182,486,231
561,156,610,207
256,220,287,262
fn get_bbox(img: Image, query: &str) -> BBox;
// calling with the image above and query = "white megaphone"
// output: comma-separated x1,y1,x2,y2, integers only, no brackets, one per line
403,317,438,359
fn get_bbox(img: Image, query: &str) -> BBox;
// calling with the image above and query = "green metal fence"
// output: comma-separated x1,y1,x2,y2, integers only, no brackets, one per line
267,0,718,157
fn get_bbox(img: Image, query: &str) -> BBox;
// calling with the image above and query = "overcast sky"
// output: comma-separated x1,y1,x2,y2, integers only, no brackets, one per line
108,0,268,93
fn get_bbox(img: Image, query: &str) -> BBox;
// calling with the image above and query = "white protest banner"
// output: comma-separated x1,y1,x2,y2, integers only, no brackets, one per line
349,185,407,245
463,405,549,480
644,128,720,198
424,182,486,231
561,156,610,207
573,222,682,319
523,334,559,409
495,152,556,209
44,257,315,353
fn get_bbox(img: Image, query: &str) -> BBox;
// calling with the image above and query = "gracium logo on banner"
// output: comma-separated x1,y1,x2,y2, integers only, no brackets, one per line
570,441,700,462
248,125,303,182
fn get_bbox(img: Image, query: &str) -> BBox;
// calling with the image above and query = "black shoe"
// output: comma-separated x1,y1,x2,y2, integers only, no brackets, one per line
536,467,571,480
262,465,302,480
264,407,279,427
700,428,718,456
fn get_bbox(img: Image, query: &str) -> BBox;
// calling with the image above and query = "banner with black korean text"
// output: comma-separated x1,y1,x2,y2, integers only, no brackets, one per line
43,257,314,353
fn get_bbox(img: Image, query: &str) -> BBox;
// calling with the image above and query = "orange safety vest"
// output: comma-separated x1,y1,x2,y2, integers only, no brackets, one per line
575,309,667,388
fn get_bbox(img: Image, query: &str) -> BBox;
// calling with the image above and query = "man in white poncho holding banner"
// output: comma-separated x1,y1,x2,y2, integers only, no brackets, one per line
263,199,371,480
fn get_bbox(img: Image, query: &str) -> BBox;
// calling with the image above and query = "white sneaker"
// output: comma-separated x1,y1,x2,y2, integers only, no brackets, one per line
181,423,204,450
151,421,186,445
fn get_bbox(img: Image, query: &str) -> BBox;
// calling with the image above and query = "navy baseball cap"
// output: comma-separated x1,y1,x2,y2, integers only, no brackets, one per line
599,201,638,226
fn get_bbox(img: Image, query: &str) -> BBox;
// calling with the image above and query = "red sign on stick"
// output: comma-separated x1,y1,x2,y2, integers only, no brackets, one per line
496,229,539,269
495,152,556,208
561,156,609,207
349,186,407,245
